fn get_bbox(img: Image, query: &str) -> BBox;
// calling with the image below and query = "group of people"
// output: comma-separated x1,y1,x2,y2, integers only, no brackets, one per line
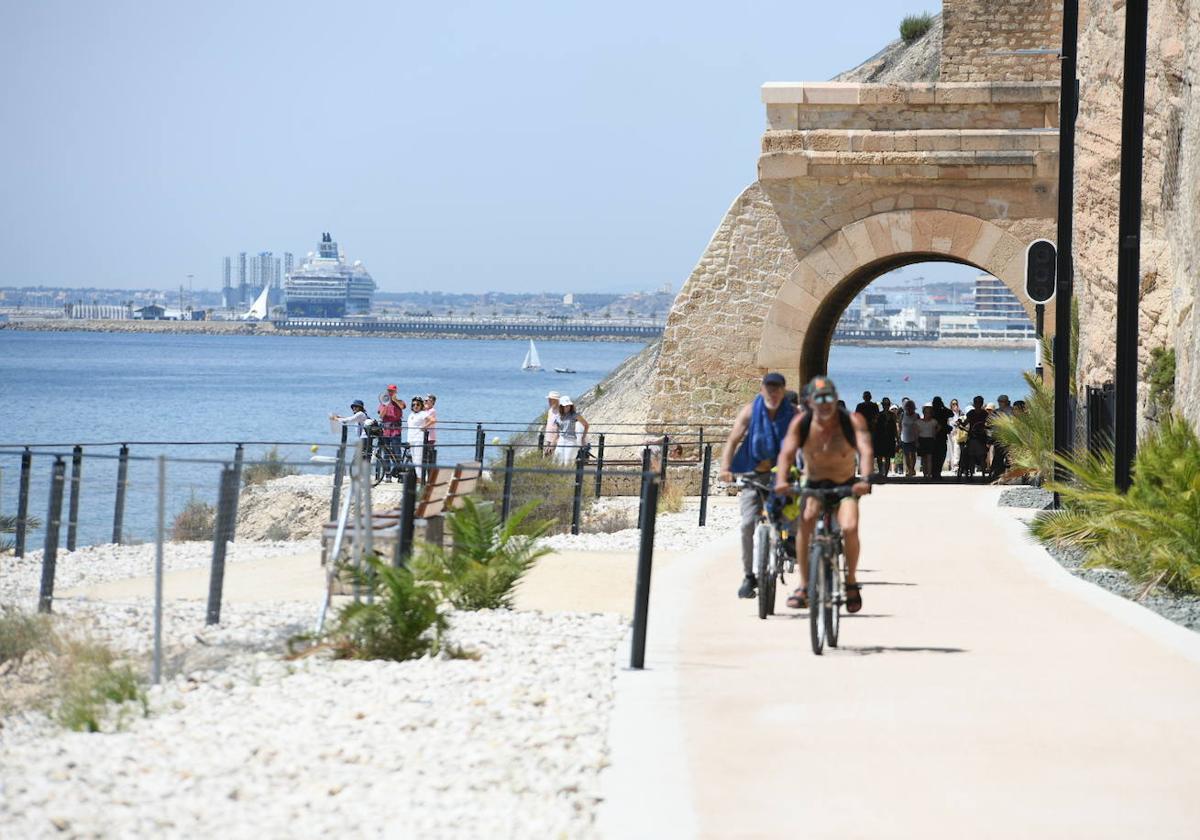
331,386,439,479
542,391,590,465
853,391,1022,480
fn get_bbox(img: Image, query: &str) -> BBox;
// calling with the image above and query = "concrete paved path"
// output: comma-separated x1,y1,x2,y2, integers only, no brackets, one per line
601,485,1200,839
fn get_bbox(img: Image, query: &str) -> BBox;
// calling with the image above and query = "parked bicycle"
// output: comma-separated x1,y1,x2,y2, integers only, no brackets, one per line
795,476,879,655
363,423,414,486
737,474,797,620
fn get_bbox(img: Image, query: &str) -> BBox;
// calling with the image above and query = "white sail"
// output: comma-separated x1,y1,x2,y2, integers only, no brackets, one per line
243,284,271,321
522,339,542,370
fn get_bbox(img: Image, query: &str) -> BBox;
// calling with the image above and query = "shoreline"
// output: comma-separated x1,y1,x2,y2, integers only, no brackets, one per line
2,319,1033,350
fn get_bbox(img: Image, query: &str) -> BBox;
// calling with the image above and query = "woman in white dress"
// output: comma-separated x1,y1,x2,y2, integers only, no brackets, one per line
406,396,429,479
553,396,589,466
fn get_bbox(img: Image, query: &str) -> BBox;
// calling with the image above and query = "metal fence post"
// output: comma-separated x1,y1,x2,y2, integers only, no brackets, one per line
500,446,515,523
698,426,704,461
637,447,652,530
698,443,713,526
660,434,670,486
571,452,586,535
475,423,485,461
331,425,348,521
228,444,245,541
630,475,660,669
66,445,83,552
153,456,165,684
15,448,31,558
537,430,545,455
37,458,67,614
112,444,129,544
594,433,606,498
205,465,237,625
395,467,417,569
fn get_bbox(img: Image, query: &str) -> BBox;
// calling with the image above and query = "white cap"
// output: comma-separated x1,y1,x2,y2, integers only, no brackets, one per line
547,391,560,400
559,395,574,407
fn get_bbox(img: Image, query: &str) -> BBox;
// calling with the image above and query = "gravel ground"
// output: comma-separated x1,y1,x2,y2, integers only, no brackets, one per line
541,496,739,553
0,602,627,838
0,540,321,608
997,486,1054,509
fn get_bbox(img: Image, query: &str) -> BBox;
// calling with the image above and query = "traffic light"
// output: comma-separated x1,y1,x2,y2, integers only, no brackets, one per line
1025,239,1057,303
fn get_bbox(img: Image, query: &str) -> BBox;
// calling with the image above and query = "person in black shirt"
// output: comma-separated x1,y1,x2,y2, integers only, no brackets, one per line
930,396,953,480
854,390,880,429
871,396,896,475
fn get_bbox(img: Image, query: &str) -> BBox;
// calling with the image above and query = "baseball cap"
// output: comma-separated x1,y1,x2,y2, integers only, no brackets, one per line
807,376,837,398
386,384,397,392
560,395,574,407
351,399,365,410
762,372,786,387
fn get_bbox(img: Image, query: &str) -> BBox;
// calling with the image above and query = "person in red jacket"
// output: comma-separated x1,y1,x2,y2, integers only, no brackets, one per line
377,384,406,481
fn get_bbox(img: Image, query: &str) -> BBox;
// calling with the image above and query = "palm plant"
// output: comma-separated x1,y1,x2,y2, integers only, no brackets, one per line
416,498,552,610
328,557,447,661
1031,414,1200,593
990,371,1055,480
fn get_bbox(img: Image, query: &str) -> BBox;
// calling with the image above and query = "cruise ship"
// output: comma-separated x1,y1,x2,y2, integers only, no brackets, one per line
284,233,376,318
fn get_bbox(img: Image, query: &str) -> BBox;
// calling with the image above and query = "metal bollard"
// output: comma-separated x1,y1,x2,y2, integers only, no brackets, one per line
67,445,83,552
153,456,166,684
571,451,586,536
112,444,129,544
228,444,245,541
500,446,515,523
630,475,660,669
594,433,606,498
205,465,237,625
637,447,652,530
698,426,704,461
331,425,348,521
698,443,713,526
475,423,485,461
395,467,417,569
15,448,31,558
37,458,67,614
537,431,545,455
660,435,670,486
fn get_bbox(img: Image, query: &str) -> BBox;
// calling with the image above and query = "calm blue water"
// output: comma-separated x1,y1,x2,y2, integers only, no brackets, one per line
0,332,1034,547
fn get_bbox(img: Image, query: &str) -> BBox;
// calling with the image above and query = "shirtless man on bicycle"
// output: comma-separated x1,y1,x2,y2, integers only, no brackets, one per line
774,376,874,613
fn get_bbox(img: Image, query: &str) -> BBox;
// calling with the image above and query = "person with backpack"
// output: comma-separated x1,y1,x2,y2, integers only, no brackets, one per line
774,376,874,613
720,372,798,600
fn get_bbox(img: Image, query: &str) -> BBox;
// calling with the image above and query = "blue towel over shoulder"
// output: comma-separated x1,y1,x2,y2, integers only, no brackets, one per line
730,395,796,474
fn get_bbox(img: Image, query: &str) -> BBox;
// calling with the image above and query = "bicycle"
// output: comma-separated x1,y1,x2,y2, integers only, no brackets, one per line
371,437,413,486
737,474,797,620
795,476,877,655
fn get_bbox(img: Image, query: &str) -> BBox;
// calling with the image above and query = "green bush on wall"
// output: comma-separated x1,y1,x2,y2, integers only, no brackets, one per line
900,12,934,43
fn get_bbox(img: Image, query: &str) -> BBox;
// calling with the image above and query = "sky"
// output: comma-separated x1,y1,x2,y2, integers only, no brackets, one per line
0,0,967,294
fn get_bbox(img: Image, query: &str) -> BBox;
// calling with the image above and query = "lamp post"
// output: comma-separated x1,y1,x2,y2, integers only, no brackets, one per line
1113,0,1150,492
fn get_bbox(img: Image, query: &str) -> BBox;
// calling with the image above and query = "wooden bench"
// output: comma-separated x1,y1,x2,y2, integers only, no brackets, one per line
320,461,482,565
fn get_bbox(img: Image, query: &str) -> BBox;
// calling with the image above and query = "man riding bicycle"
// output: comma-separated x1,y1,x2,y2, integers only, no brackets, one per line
719,372,798,600
775,376,874,613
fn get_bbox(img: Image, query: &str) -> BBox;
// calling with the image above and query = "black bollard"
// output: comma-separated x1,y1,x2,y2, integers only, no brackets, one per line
637,447,652,530
571,451,586,535
331,425,348,521
500,446,515,523
205,466,237,625
630,476,660,669
594,433,606,498
698,426,704,462
395,467,417,568
112,444,129,544
67,445,83,552
474,423,485,461
660,435,670,486
15,448,31,558
698,443,713,526
37,458,67,614
229,444,245,541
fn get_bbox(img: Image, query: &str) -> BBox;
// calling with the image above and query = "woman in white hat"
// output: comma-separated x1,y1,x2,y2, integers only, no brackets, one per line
544,391,560,456
553,396,589,465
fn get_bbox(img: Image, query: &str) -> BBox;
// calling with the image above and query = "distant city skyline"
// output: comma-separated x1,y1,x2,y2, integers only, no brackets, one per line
0,1,964,293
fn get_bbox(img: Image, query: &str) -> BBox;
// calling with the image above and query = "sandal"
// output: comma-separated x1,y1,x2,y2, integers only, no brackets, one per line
786,588,808,609
845,583,863,614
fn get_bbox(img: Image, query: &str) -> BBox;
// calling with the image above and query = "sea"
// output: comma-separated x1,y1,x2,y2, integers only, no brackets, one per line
0,331,1033,546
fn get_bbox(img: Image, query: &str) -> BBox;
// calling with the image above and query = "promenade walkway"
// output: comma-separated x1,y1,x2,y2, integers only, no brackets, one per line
601,485,1200,839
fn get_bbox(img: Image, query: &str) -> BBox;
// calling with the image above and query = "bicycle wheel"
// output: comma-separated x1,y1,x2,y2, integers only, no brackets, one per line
754,523,771,620
371,448,385,486
825,553,840,648
808,542,826,655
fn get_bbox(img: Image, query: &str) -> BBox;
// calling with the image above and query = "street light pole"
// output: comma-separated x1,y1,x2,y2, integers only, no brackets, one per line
1114,0,1150,492
1053,0,1079,492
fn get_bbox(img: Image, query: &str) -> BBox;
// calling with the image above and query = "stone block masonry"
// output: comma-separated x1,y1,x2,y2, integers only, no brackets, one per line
941,0,1063,82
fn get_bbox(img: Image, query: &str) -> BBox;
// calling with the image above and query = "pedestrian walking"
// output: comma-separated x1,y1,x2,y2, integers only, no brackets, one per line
544,391,561,456
872,397,896,476
553,397,589,465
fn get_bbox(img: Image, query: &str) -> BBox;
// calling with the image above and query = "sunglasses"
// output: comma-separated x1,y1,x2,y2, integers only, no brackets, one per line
812,394,835,405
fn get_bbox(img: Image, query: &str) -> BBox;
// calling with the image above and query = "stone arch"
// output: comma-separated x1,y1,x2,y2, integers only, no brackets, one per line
756,209,1053,381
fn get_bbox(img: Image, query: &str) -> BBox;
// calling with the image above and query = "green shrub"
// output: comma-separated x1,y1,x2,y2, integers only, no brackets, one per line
242,446,299,487
1147,346,1176,415
1031,414,1200,593
54,640,147,732
478,450,578,534
657,481,685,514
171,496,215,541
990,371,1055,480
0,606,54,674
899,12,934,43
327,556,446,661
416,498,552,611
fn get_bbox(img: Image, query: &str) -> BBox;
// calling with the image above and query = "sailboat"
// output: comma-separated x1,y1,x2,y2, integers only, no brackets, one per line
522,339,543,371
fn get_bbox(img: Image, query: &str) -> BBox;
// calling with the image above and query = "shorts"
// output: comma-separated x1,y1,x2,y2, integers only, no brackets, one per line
900,441,917,455
917,438,934,456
